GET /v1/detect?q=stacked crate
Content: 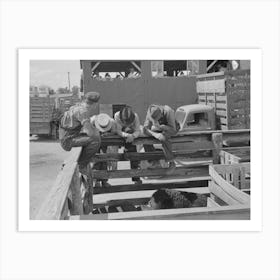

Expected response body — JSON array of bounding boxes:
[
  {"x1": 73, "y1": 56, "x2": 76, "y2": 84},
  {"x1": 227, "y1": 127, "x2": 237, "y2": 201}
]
[
  {"x1": 30, "y1": 97, "x2": 55, "y2": 135},
  {"x1": 59, "y1": 96, "x2": 81, "y2": 113},
  {"x1": 197, "y1": 70, "x2": 250, "y2": 130}
]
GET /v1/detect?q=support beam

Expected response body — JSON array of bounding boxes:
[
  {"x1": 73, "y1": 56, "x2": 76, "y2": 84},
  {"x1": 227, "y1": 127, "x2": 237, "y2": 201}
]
[
  {"x1": 91, "y1": 62, "x2": 101, "y2": 73},
  {"x1": 212, "y1": 132, "x2": 223, "y2": 164},
  {"x1": 94, "y1": 150, "x2": 212, "y2": 162},
  {"x1": 93, "y1": 179, "x2": 209, "y2": 194},
  {"x1": 207, "y1": 60, "x2": 218, "y2": 72},
  {"x1": 131, "y1": 61, "x2": 142, "y2": 72},
  {"x1": 92, "y1": 165, "x2": 209, "y2": 180}
]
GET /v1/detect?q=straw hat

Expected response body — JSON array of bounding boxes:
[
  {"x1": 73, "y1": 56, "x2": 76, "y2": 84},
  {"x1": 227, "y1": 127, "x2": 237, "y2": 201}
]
[{"x1": 94, "y1": 113, "x2": 113, "y2": 132}]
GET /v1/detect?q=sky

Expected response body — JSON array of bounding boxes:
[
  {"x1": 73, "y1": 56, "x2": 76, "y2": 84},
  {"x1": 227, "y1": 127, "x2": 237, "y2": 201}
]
[{"x1": 30, "y1": 60, "x2": 81, "y2": 90}]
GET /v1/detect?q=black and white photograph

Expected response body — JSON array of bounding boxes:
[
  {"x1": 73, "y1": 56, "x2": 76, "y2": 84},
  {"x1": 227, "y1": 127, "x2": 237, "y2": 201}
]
[
  {"x1": 1, "y1": 1, "x2": 280, "y2": 280},
  {"x1": 28, "y1": 57, "x2": 252, "y2": 221}
]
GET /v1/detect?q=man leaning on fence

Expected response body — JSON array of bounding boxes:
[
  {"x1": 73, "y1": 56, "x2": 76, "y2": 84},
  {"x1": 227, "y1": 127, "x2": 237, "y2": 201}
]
[
  {"x1": 143, "y1": 104, "x2": 178, "y2": 173},
  {"x1": 59, "y1": 92, "x2": 101, "y2": 175},
  {"x1": 114, "y1": 105, "x2": 142, "y2": 185}
]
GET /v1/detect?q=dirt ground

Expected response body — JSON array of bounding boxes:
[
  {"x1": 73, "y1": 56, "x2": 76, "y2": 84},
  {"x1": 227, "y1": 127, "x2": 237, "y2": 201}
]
[{"x1": 29, "y1": 136, "x2": 69, "y2": 219}]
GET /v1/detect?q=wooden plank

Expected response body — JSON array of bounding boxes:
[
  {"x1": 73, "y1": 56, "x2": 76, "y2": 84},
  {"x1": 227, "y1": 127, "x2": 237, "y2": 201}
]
[
  {"x1": 100, "y1": 130, "x2": 250, "y2": 147},
  {"x1": 211, "y1": 133, "x2": 223, "y2": 164},
  {"x1": 207, "y1": 197, "x2": 221, "y2": 208},
  {"x1": 220, "y1": 117, "x2": 228, "y2": 125},
  {"x1": 131, "y1": 61, "x2": 142, "y2": 72},
  {"x1": 94, "y1": 150, "x2": 212, "y2": 162},
  {"x1": 69, "y1": 167, "x2": 83, "y2": 215},
  {"x1": 216, "y1": 95, "x2": 227, "y2": 102},
  {"x1": 208, "y1": 181, "x2": 240, "y2": 206},
  {"x1": 93, "y1": 179, "x2": 209, "y2": 194},
  {"x1": 60, "y1": 198, "x2": 69, "y2": 220},
  {"x1": 91, "y1": 61, "x2": 101, "y2": 72},
  {"x1": 92, "y1": 165, "x2": 209, "y2": 180},
  {"x1": 196, "y1": 72, "x2": 225, "y2": 79},
  {"x1": 215, "y1": 109, "x2": 227, "y2": 117},
  {"x1": 75, "y1": 204, "x2": 250, "y2": 220},
  {"x1": 213, "y1": 162, "x2": 250, "y2": 174},
  {"x1": 35, "y1": 147, "x2": 82, "y2": 220},
  {"x1": 216, "y1": 103, "x2": 227, "y2": 109},
  {"x1": 197, "y1": 79, "x2": 225, "y2": 93},
  {"x1": 209, "y1": 165, "x2": 250, "y2": 204},
  {"x1": 206, "y1": 60, "x2": 218, "y2": 72}
]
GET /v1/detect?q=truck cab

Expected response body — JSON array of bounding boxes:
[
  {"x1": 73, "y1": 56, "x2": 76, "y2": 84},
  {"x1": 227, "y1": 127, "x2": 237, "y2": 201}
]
[{"x1": 175, "y1": 104, "x2": 216, "y2": 132}]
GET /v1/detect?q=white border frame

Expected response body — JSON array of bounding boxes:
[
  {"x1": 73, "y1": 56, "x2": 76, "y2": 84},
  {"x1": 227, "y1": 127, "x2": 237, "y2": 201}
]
[{"x1": 19, "y1": 49, "x2": 262, "y2": 232}]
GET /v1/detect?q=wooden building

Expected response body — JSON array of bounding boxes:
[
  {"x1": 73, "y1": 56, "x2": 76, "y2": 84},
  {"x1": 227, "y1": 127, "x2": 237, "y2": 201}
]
[{"x1": 80, "y1": 60, "x2": 207, "y2": 121}]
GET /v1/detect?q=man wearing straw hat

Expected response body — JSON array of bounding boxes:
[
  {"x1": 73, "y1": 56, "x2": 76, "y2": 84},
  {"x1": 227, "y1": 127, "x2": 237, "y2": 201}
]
[{"x1": 90, "y1": 113, "x2": 117, "y2": 188}]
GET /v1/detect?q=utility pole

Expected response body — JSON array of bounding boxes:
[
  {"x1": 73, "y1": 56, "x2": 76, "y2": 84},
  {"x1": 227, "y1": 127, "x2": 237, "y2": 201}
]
[{"x1": 67, "y1": 72, "x2": 71, "y2": 92}]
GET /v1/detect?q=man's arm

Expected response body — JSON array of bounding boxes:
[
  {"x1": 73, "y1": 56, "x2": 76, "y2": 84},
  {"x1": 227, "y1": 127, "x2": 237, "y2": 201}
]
[
  {"x1": 143, "y1": 110, "x2": 154, "y2": 136},
  {"x1": 160, "y1": 107, "x2": 177, "y2": 136},
  {"x1": 131, "y1": 114, "x2": 141, "y2": 138},
  {"x1": 83, "y1": 120, "x2": 100, "y2": 137},
  {"x1": 114, "y1": 112, "x2": 129, "y2": 138}
]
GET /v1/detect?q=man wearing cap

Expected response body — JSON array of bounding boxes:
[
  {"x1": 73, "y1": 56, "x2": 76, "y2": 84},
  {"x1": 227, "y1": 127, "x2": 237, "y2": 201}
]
[
  {"x1": 143, "y1": 104, "x2": 178, "y2": 172},
  {"x1": 114, "y1": 106, "x2": 142, "y2": 184},
  {"x1": 90, "y1": 113, "x2": 117, "y2": 187},
  {"x1": 59, "y1": 92, "x2": 101, "y2": 174}
]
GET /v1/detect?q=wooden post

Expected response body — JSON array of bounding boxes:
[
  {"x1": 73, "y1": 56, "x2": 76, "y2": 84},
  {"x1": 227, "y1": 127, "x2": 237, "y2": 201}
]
[
  {"x1": 212, "y1": 132, "x2": 223, "y2": 164},
  {"x1": 141, "y1": 61, "x2": 152, "y2": 80},
  {"x1": 70, "y1": 167, "x2": 83, "y2": 215}
]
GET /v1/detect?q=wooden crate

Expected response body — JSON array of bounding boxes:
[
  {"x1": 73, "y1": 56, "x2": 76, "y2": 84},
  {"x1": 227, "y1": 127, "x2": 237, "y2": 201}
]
[
  {"x1": 209, "y1": 163, "x2": 250, "y2": 206},
  {"x1": 197, "y1": 70, "x2": 250, "y2": 130},
  {"x1": 220, "y1": 147, "x2": 250, "y2": 164},
  {"x1": 30, "y1": 97, "x2": 55, "y2": 135},
  {"x1": 59, "y1": 96, "x2": 81, "y2": 113}
]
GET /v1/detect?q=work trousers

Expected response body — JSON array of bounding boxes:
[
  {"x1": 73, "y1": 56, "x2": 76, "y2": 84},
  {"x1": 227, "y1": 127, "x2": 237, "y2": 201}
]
[
  {"x1": 125, "y1": 142, "x2": 141, "y2": 182},
  {"x1": 61, "y1": 132, "x2": 101, "y2": 168},
  {"x1": 143, "y1": 139, "x2": 174, "y2": 161},
  {"x1": 94, "y1": 145, "x2": 108, "y2": 184}
]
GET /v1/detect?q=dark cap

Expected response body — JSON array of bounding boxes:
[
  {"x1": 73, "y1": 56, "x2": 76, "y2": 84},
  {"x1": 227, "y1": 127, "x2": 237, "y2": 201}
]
[
  {"x1": 85, "y1": 92, "x2": 100, "y2": 104},
  {"x1": 120, "y1": 106, "x2": 135, "y2": 125}
]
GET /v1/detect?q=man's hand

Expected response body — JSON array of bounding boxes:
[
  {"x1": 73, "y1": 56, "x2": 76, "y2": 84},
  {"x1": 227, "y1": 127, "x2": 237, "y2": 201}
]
[
  {"x1": 151, "y1": 124, "x2": 162, "y2": 132},
  {"x1": 102, "y1": 132, "x2": 114, "y2": 137},
  {"x1": 126, "y1": 134, "x2": 134, "y2": 143},
  {"x1": 154, "y1": 133, "x2": 166, "y2": 142}
]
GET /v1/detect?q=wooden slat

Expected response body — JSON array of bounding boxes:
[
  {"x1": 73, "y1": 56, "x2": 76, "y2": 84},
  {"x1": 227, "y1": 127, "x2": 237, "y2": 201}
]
[
  {"x1": 100, "y1": 129, "x2": 250, "y2": 147},
  {"x1": 215, "y1": 109, "x2": 227, "y2": 117},
  {"x1": 74, "y1": 204, "x2": 250, "y2": 220},
  {"x1": 208, "y1": 181, "x2": 240, "y2": 205},
  {"x1": 94, "y1": 150, "x2": 212, "y2": 162},
  {"x1": 216, "y1": 103, "x2": 227, "y2": 109},
  {"x1": 211, "y1": 133, "x2": 223, "y2": 164},
  {"x1": 197, "y1": 72, "x2": 225, "y2": 79},
  {"x1": 92, "y1": 165, "x2": 209, "y2": 180},
  {"x1": 209, "y1": 165, "x2": 250, "y2": 204},
  {"x1": 93, "y1": 179, "x2": 209, "y2": 194},
  {"x1": 207, "y1": 197, "x2": 221, "y2": 208},
  {"x1": 69, "y1": 167, "x2": 83, "y2": 215}
]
